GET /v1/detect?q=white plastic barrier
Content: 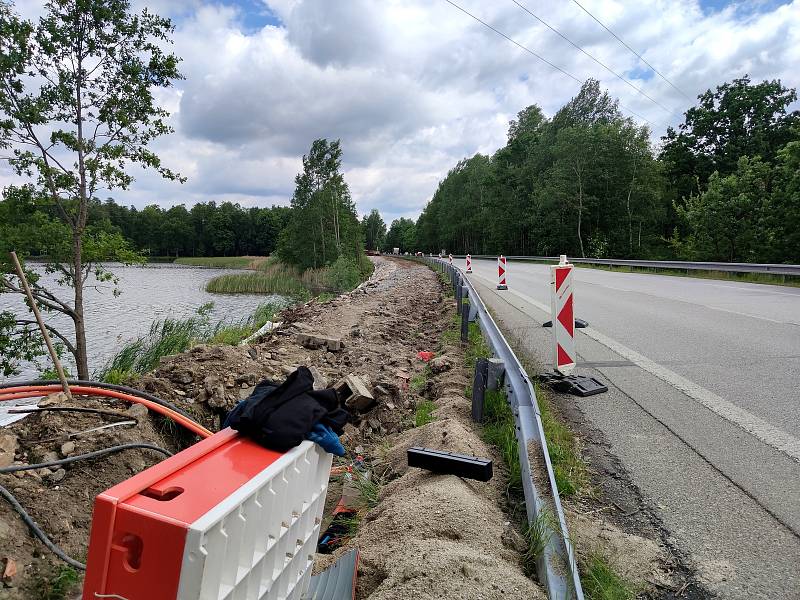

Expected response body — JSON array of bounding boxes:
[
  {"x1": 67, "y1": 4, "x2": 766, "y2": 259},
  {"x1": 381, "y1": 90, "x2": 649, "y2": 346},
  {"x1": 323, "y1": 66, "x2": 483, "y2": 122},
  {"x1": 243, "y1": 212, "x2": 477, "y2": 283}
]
[{"x1": 178, "y1": 441, "x2": 332, "y2": 599}]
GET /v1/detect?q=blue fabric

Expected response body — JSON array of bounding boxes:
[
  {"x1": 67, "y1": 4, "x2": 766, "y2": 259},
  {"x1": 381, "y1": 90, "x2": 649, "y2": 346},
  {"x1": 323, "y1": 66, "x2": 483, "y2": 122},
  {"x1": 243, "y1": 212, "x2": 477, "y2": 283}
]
[{"x1": 307, "y1": 423, "x2": 346, "y2": 456}]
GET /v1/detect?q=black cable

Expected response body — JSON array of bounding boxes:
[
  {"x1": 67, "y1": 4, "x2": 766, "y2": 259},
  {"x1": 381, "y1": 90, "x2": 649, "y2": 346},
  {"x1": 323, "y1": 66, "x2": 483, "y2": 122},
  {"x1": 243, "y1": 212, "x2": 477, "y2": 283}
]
[
  {"x1": 443, "y1": 0, "x2": 583, "y2": 84},
  {"x1": 570, "y1": 0, "x2": 693, "y2": 101},
  {"x1": 0, "y1": 379, "x2": 195, "y2": 420},
  {"x1": 0, "y1": 443, "x2": 173, "y2": 569},
  {"x1": 9, "y1": 406, "x2": 134, "y2": 420},
  {"x1": 0, "y1": 484, "x2": 86, "y2": 569},
  {"x1": 443, "y1": 0, "x2": 665, "y2": 130},
  {"x1": 511, "y1": 0, "x2": 680, "y2": 117},
  {"x1": 0, "y1": 443, "x2": 173, "y2": 473}
]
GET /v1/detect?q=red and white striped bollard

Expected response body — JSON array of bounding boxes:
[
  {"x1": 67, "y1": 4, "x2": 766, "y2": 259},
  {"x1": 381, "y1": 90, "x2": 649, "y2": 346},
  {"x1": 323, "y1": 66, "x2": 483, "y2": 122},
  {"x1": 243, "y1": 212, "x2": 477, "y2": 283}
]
[
  {"x1": 449, "y1": 254, "x2": 453, "y2": 266},
  {"x1": 466, "y1": 254, "x2": 472, "y2": 273},
  {"x1": 550, "y1": 254, "x2": 575, "y2": 375},
  {"x1": 497, "y1": 255, "x2": 508, "y2": 290}
]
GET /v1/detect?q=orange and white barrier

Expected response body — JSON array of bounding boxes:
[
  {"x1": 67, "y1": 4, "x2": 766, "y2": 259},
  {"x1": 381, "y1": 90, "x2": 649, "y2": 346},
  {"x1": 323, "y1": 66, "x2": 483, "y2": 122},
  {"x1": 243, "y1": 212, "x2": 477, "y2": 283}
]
[
  {"x1": 466, "y1": 254, "x2": 472, "y2": 273},
  {"x1": 550, "y1": 255, "x2": 575, "y2": 375},
  {"x1": 83, "y1": 429, "x2": 331, "y2": 600},
  {"x1": 497, "y1": 255, "x2": 508, "y2": 290}
]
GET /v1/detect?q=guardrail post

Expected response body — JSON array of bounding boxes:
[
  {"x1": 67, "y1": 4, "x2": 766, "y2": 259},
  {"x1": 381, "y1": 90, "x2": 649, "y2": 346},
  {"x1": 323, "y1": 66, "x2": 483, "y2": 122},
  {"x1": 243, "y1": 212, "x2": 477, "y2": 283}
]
[
  {"x1": 460, "y1": 296, "x2": 470, "y2": 343},
  {"x1": 456, "y1": 279, "x2": 463, "y2": 315},
  {"x1": 487, "y1": 358, "x2": 505, "y2": 391},
  {"x1": 471, "y1": 358, "x2": 489, "y2": 422}
]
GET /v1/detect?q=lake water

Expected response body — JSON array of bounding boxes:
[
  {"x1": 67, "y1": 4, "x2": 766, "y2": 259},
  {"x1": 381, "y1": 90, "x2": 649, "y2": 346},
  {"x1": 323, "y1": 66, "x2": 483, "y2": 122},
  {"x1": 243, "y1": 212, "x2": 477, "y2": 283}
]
[{"x1": 0, "y1": 263, "x2": 285, "y2": 382}]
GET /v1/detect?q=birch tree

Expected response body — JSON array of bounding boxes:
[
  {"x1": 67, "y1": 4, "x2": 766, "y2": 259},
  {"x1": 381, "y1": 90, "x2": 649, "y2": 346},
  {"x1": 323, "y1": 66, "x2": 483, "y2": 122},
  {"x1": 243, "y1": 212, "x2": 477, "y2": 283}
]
[{"x1": 0, "y1": 0, "x2": 183, "y2": 378}]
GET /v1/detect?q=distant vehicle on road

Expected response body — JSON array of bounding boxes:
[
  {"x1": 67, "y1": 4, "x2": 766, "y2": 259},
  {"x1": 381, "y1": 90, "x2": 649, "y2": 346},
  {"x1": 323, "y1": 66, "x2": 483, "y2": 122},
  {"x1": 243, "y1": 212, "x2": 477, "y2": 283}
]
[{"x1": 392, "y1": 247, "x2": 400, "y2": 254}]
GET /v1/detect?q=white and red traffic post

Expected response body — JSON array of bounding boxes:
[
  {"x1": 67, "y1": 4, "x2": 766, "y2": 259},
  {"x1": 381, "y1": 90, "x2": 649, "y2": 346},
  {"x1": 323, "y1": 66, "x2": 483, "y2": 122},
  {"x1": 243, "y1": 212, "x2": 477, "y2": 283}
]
[
  {"x1": 550, "y1": 255, "x2": 575, "y2": 375},
  {"x1": 497, "y1": 255, "x2": 508, "y2": 290},
  {"x1": 466, "y1": 254, "x2": 473, "y2": 273},
  {"x1": 449, "y1": 253, "x2": 453, "y2": 265}
]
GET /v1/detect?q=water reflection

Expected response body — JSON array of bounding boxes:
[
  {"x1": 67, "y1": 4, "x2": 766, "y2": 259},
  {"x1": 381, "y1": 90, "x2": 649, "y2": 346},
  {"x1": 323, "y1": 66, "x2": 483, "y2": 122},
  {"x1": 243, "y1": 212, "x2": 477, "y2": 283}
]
[{"x1": 0, "y1": 263, "x2": 286, "y2": 381}]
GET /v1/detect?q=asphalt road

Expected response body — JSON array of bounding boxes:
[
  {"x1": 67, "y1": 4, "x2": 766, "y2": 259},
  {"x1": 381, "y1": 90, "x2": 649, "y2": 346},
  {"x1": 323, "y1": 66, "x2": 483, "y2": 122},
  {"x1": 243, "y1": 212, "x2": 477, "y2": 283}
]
[{"x1": 464, "y1": 258, "x2": 800, "y2": 599}]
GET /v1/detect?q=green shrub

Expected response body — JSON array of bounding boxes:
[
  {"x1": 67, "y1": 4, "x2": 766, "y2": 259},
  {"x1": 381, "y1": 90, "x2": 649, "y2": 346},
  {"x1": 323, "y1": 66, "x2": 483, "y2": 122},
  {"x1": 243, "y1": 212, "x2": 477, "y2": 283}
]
[{"x1": 326, "y1": 256, "x2": 362, "y2": 291}]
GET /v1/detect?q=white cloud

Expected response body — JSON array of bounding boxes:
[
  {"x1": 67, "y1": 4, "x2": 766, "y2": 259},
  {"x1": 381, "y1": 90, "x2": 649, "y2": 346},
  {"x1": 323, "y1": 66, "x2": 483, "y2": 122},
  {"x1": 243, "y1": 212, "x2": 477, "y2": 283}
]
[{"x1": 4, "y1": 0, "x2": 799, "y2": 223}]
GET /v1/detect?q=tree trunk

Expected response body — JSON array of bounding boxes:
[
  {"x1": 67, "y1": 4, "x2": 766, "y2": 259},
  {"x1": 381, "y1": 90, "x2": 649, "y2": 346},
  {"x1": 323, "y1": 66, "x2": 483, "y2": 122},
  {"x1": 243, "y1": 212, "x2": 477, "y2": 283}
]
[
  {"x1": 626, "y1": 156, "x2": 638, "y2": 255},
  {"x1": 577, "y1": 177, "x2": 585, "y2": 258},
  {"x1": 71, "y1": 233, "x2": 89, "y2": 379},
  {"x1": 72, "y1": 27, "x2": 90, "y2": 380}
]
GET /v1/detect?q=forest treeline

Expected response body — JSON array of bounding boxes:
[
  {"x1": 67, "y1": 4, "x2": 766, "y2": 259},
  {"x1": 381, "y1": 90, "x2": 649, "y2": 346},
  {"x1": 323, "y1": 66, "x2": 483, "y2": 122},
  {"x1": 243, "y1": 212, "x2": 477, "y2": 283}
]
[
  {"x1": 5, "y1": 77, "x2": 797, "y2": 266},
  {"x1": 413, "y1": 76, "x2": 800, "y2": 263}
]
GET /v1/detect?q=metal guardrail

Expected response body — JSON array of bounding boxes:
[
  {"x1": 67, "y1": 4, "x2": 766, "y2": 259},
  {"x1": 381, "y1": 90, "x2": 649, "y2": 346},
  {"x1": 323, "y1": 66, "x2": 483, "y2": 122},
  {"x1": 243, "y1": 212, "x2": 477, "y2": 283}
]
[
  {"x1": 422, "y1": 256, "x2": 583, "y2": 600},
  {"x1": 449, "y1": 255, "x2": 800, "y2": 276}
]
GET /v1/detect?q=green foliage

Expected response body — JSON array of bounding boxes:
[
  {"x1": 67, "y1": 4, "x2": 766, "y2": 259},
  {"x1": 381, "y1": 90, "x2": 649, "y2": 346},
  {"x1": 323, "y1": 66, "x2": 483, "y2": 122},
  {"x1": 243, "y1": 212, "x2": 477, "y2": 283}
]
[
  {"x1": 276, "y1": 139, "x2": 364, "y2": 270},
  {"x1": 115, "y1": 202, "x2": 292, "y2": 258},
  {"x1": 582, "y1": 554, "x2": 636, "y2": 600},
  {"x1": 0, "y1": 0, "x2": 183, "y2": 378},
  {"x1": 362, "y1": 208, "x2": 387, "y2": 251},
  {"x1": 351, "y1": 471, "x2": 381, "y2": 509},
  {"x1": 410, "y1": 372, "x2": 427, "y2": 393},
  {"x1": 385, "y1": 217, "x2": 417, "y2": 253},
  {"x1": 97, "y1": 301, "x2": 283, "y2": 380},
  {"x1": 522, "y1": 510, "x2": 556, "y2": 576},
  {"x1": 417, "y1": 77, "x2": 800, "y2": 264},
  {"x1": 326, "y1": 256, "x2": 362, "y2": 291},
  {"x1": 414, "y1": 399, "x2": 436, "y2": 427},
  {"x1": 37, "y1": 565, "x2": 80, "y2": 600},
  {"x1": 206, "y1": 271, "x2": 309, "y2": 297},
  {"x1": 206, "y1": 256, "x2": 371, "y2": 297},
  {"x1": 464, "y1": 320, "x2": 490, "y2": 370},
  {"x1": 672, "y1": 156, "x2": 771, "y2": 262},
  {"x1": 482, "y1": 388, "x2": 522, "y2": 496},
  {"x1": 0, "y1": 309, "x2": 46, "y2": 377},
  {"x1": 536, "y1": 386, "x2": 589, "y2": 497},
  {"x1": 661, "y1": 75, "x2": 799, "y2": 202},
  {"x1": 416, "y1": 80, "x2": 663, "y2": 259}
]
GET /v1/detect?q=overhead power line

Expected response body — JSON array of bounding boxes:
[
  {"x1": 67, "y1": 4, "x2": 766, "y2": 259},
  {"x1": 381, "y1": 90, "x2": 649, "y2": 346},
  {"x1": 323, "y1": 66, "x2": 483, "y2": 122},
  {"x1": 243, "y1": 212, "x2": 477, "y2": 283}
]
[
  {"x1": 443, "y1": 0, "x2": 582, "y2": 85},
  {"x1": 443, "y1": 0, "x2": 666, "y2": 130},
  {"x1": 570, "y1": 0, "x2": 693, "y2": 101},
  {"x1": 511, "y1": 0, "x2": 680, "y2": 118}
]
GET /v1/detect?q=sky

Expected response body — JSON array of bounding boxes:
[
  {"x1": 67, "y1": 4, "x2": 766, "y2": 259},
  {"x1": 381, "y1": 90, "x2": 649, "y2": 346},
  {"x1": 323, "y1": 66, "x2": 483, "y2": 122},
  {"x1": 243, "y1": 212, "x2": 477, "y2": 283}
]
[{"x1": 3, "y1": 0, "x2": 799, "y2": 223}]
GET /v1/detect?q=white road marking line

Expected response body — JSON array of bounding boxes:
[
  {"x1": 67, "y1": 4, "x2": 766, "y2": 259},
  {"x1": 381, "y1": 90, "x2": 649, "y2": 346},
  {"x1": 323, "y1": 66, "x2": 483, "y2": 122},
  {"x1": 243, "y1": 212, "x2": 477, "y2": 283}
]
[
  {"x1": 470, "y1": 272, "x2": 800, "y2": 464},
  {"x1": 708, "y1": 284, "x2": 800, "y2": 296}
]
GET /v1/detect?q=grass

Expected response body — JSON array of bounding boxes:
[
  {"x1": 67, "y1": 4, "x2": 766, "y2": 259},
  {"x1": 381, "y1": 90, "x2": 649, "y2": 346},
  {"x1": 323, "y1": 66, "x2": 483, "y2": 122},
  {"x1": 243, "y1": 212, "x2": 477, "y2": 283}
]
[
  {"x1": 206, "y1": 268, "x2": 310, "y2": 298},
  {"x1": 521, "y1": 510, "x2": 557, "y2": 576},
  {"x1": 536, "y1": 385, "x2": 590, "y2": 498},
  {"x1": 582, "y1": 554, "x2": 636, "y2": 600},
  {"x1": 414, "y1": 399, "x2": 437, "y2": 426},
  {"x1": 97, "y1": 300, "x2": 284, "y2": 382},
  {"x1": 351, "y1": 470, "x2": 381, "y2": 510},
  {"x1": 482, "y1": 388, "x2": 522, "y2": 496},
  {"x1": 464, "y1": 319, "x2": 490, "y2": 370},
  {"x1": 206, "y1": 256, "x2": 374, "y2": 298},
  {"x1": 174, "y1": 256, "x2": 269, "y2": 269},
  {"x1": 335, "y1": 470, "x2": 382, "y2": 537},
  {"x1": 440, "y1": 313, "x2": 461, "y2": 347},
  {"x1": 37, "y1": 565, "x2": 80, "y2": 600}
]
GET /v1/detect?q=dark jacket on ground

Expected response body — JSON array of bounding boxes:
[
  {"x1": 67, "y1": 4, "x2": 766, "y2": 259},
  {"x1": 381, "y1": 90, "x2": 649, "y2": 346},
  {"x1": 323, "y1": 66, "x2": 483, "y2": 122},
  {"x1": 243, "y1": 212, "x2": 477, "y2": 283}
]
[{"x1": 226, "y1": 366, "x2": 349, "y2": 452}]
